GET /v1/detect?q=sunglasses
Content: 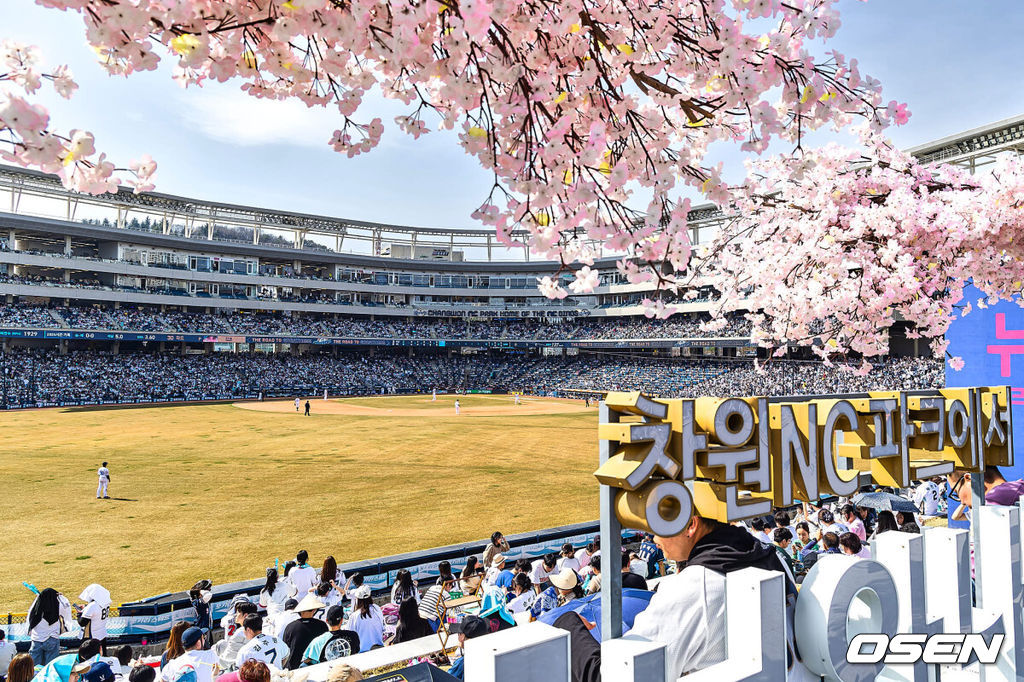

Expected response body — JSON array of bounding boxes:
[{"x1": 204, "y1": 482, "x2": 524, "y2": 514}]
[{"x1": 948, "y1": 474, "x2": 968, "y2": 501}]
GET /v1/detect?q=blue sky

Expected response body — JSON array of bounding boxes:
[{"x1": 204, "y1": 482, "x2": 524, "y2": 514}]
[{"x1": 1, "y1": 0, "x2": 1023, "y2": 229}]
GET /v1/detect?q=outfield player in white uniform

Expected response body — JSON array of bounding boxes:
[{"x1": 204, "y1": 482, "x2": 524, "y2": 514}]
[
  {"x1": 454, "y1": 399, "x2": 460, "y2": 415},
  {"x1": 514, "y1": 393, "x2": 521, "y2": 406},
  {"x1": 294, "y1": 397, "x2": 301, "y2": 412},
  {"x1": 96, "y1": 462, "x2": 110, "y2": 499},
  {"x1": 432, "y1": 389, "x2": 437, "y2": 402},
  {"x1": 235, "y1": 614, "x2": 288, "y2": 670}
]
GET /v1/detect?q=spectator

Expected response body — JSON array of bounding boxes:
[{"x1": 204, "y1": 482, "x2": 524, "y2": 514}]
[
  {"x1": 772, "y1": 528, "x2": 798, "y2": 579},
  {"x1": 583, "y1": 556, "x2": 602, "y2": 596},
  {"x1": 896, "y1": 511, "x2": 920, "y2": 534},
  {"x1": 273, "y1": 600, "x2": 300, "y2": 640},
  {"x1": 773, "y1": 511, "x2": 795, "y2": 538},
  {"x1": 313, "y1": 583, "x2": 341, "y2": 613},
  {"x1": 28, "y1": 588, "x2": 73, "y2": 665},
  {"x1": 390, "y1": 598, "x2": 433, "y2": 645},
  {"x1": 281, "y1": 595, "x2": 328, "y2": 670},
  {"x1": 506, "y1": 574, "x2": 537, "y2": 614},
  {"x1": 78, "y1": 585, "x2": 112, "y2": 654},
  {"x1": 628, "y1": 552, "x2": 648, "y2": 579},
  {"x1": 234, "y1": 615, "x2": 288, "y2": 670},
  {"x1": 320, "y1": 556, "x2": 345, "y2": 590},
  {"x1": 553, "y1": 511, "x2": 804, "y2": 680},
  {"x1": 841, "y1": 505, "x2": 866, "y2": 541},
  {"x1": 7, "y1": 654, "x2": 34, "y2": 682},
  {"x1": 389, "y1": 570, "x2": 419, "y2": 606},
  {"x1": 160, "y1": 622, "x2": 189, "y2": 669},
  {"x1": 342, "y1": 573, "x2": 364, "y2": 610},
  {"x1": 344, "y1": 586, "x2": 384, "y2": 653},
  {"x1": 0, "y1": 631, "x2": 16, "y2": 681},
  {"x1": 636, "y1": 534, "x2": 665, "y2": 578},
  {"x1": 793, "y1": 522, "x2": 819, "y2": 559},
  {"x1": 817, "y1": 509, "x2": 848, "y2": 536},
  {"x1": 159, "y1": 628, "x2": 218, "y2": 682},
  {"x1": 446, "y1": 616, "x2": 489, "y2": 681},
  {"x1": 258, "y1": 569, "x2": 295, "y2": 620},
  {"x1": 128, "y1": 667, "x2": 155, "y2": 682},
  {"x1": 109, "y1": 646, "x2": 133, "y2": 680},
  {"x1": 556, "y1": 544, "x2": 581, "y2": 574},
  {"x1": 870, "y1": 511, "x2": 899, "y2": 541},
  {"x1": 749, "y1": 518, "x2": 772, "y2": 545},
  {"x1": 821, "y1": 532, "x2": 841, "y2": 554},
  {"x1": 220, "y1": 596, "x2": 254, "y2": 642},
  {"x1": 550, "y1": 569, "x2": 585, "y2": 607},
  {"x1": 913, "y1": 478, "x2": 943, "y2": 516},
  {"x1": 217, "y1": 660, "x2": 270, "y2": 682},
  {"x1": 621, "y1": 551, "x2": 648, "y2": 590},
  {"x1": 289, "y1": 552, "x2": 317, "y2": 597},
  {"x1": 417, "y1": 562, "x2": 454, "y2": 630},
  {"x1": 188, "y1": 581, "x2": 213, "y2": 632},
  {"x1": 482, "y1": 532, "x2": 510, "y2": 571},
  {"x1": 217, "y1": 602, "x2": 257, "y2": 670},
  {"x1": 529, "y1": 554, "x2": 559, "y2": 593},
  {"x1": 301, "y1": 605, "x2": 360, "y2": 664},
  {"x1": 839, "y1": 532, "x2": 870, "y2": 559}
]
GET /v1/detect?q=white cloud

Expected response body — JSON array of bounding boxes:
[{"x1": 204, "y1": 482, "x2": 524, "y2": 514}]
[{"x1": 175, "y1": 86, "x2": 342, "y2": 149}]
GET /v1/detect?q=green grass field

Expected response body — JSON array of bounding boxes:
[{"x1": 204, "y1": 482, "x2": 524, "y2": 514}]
[{"x1": 0, "y1": 395, "x2": 599, "y2": 610}]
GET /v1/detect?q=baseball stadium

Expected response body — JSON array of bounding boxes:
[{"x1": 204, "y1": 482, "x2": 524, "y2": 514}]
[{"x1": 2, "y1": 112, "x2": 1024, "y2": 680}]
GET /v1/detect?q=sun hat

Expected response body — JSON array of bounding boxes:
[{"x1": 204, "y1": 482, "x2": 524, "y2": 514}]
[
  {"x1": 490, "y1": 554, "x2": 506, "y2": 567},
  {"x1": 351, "y1": 585, "x2": 372, "y2": 600},
  {"x1": 327, "y1": 663, "x2": 363, "y2": 682},
  {"x1": 549, "y1": 568, "x2": 579, "y2": 591},
  {"x1": 292, "y1": 594, "x2": 327, "y2": 613}
]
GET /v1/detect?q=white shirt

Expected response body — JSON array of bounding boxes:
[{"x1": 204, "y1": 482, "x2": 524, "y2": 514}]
[
  {"x1": 627, "y1": 566, "x2": 813, "y2": 681},
  {"x1": 98, "y1": 467, "x2": 110, "y2": 480},
  {"x1": 81, "y1": 601, "x2": 109, "y2": 639},
  {"x1": 29, "y1": 593, "x2": 73, "y2": 642},
  {"x1": 530, "y1": 559, "x2": 556, "y2": 585},
  {"x1": 629, "y1": 558, "x2": 649, "y2": 578},
  {"x1": 0, "y1": 639, "x2": 17, "y2": 673},
  {"x1": 235, "y1": 633, "x2": 289, "y2": 670},
  {"x1": 556, "y1": 557, "x2": 582, "y2": 574},
  {"x1": 289, "y1": 565, "x2": 317, "y2": 596},
  {"x1": 914, "y1": 481, "x2": 941, "y2": 516},
  {"x1": 345, "y1": 605, "x2": 384, "y2": 652},
  {"x1": 259, "y1": 582, "x2": 297, "y2": 617},
  {"x1": 506, "y1": 591, "x2": 536, "y2": 614},
  {"x1": 160, "y1": 649, "x2": 219, "y2": 682},
  {"x1": 273, "y1": 612, "x2": 299, "y2": 639}
]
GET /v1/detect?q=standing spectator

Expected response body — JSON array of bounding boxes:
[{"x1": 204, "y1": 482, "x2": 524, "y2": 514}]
[
  {"x1": 390, "y1": 599, "x2": 433, "y2": 645},
  {"x1": 482, "y1": 532, "x2": 510, "y2": 570},
  {"x1": 301, "y1": 606, "x2": 360, "y2": 664},
  {"x1": 289, "y1": 552, "x2": 317, "y2": 597},
  {"x1": 344, "y1": 587, "x2": 384, "y2": 653},
  {"x1": 258, "y1": 569, "x2": 295, "y2": 621},
  {"x1": 188, "y1": 581, "x2": 213, "y2": 631},
  {"x1": 160, "y1": 622, "x2": 188, "y2": 669},
  {"x1": 390, "y1": 570, "x2": 418, "y2": 605},
  {"x1": 281, "y1": 596, "x2": 327, "y2": 670},
  {"x1": 159, "y1": 628, "x2": 218, "y2": 682},
  {"x1": 841, "y1": 505, "x2": 866, "y2": 541},
  {"x1": 6, "y1": 654, "x2": 34, "y2": 682},
  {"x1": 234, "y1": 615, "x2": 288, "y2": 670},
  {"x1": 446, "y1": 616, "x2": 489, "y2": 681},
  {"x1": 78, "y1": 585, "x2": 111, "y2": 654},
  {"x1": 28, "y1": 588, "x2": 73, "y2": 665},
  {"x1": 0, "y1": 631, "x2": 16, "y2": 679}
]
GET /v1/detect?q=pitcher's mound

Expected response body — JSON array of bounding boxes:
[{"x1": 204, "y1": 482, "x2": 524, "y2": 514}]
[{"x1": 233, "y1": 394, "x2": 594, "y2": 418}]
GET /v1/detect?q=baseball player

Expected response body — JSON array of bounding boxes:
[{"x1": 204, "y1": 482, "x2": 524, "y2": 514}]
[
  {"x1": 294, "y1": 397, "x2": 301, "y2": 412},
  {"x1": 96, "y1": 462, "x2": 110, "y2": 499},
  {"x1": 454, "y1": 399, "x2": 460, "y2": 416}
]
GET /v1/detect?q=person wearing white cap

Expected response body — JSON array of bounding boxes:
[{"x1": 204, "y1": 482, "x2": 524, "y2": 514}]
[
  {"x1": 280, "y1": 595, "x2": 327, "y2": 670},
  {"x1": 77, "y1": 585, "x2": 111, "y2": 654},
  {"x1": 343, "y1": 586, "x2": 384, "y2": 653}
]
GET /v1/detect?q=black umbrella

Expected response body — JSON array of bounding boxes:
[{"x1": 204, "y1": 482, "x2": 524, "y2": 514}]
[
  {"x1": 852, "y1": 491, "x2": 918, "y2": 514},
  {"x1": 363, "y1": 662, "x2": 460, "y2": 682}
]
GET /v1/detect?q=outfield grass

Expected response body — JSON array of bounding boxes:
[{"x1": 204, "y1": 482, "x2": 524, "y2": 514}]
[{"x1": 0, "y1": 397, "x2": 598, "y2": 609}]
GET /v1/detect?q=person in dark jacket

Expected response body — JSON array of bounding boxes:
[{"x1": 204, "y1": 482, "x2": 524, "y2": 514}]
[{"x1": 280, "y1": 596, "x2": 327, "y2": 670}]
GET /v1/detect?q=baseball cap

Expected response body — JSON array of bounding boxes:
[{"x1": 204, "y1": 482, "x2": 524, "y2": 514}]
[
  {"x1": 450, "y1": 615, "x2": 488, "y2": 639},
  {"x1": 326, "y1": 605, "x2": 345, "y2": 623},
  {"x1": 181, "y1": 626, "x2": 208, "y2": 648},
  {"x1": 82, "y1": 662, "x2": 116, "y2": 682},
  {"x1": 350, "y1": 585, "x2": 371, "y2": 600}
]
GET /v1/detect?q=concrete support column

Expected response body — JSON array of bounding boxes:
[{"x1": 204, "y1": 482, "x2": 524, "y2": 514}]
[{"x1": 64, "y1": 236, "x2": 72, "y2": 256}]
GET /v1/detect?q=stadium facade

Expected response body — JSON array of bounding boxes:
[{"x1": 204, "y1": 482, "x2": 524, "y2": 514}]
[{"x1": 0, "y1": 115, "x2": 1021, "y2": 407}]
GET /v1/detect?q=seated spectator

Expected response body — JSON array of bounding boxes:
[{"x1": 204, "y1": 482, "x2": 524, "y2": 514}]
[
  {"x1": 6, "y1": 653, "x2": 33, "y2": 682},
  {"x1": 556, "y1": 544, "x2": 581, "y2": 574},
  {"x1": 259, "y1": 569, "x2": 296, "y2": 620},
  {"x1": 320, "y1": 556, "x2": 345, "y2": 590},
  {"x1": 235, "y1": 615, "x2": 288, "y2": 670},
  {"x1": 281, "y1": 595, "x2": 328, "y2": 670},
  {"x1": 417, "y1": 562, "x2": 454, "y2": 630},
  {"x1": 0, "y1": 630, "x2": 16, "y2": 681},
  {"x1": 390, "y1": 598, "x2": 433, "y2": 645},
  {"x1": 273, "y1": 599, "x2": 299, "y2": 640},
  {"x1": 839, "y1": 532, "x2": 871, "y2": 559},
  {"x1": 506, "y1": 574, "x2": 537, "y2": 615},
  {"x1": 313, "y1": 582, "x2": 341, "y2": 613},
  {"x1": 391, "y1": 569, "x2": 419, "y2": 605},
  {"x1": 301, "y1": 606, "x2": 360, "y2": 664},
  {"x1": 160, "y1": 628, "x2": 218, "y2": 682},
  {"x1": 869, "y1": 510, "x2": 899, "y2": 541},
  {"x1": 628, "y1": 552, "x2": 648, "y2": 579},
  {"x1": 772, "y1": 528, "x2": 798, "y2": 579},
  {"x1": 841, "y1": 505, "x2": 866, "y2": 541},
  {"x1": 446, "y1": 616, "x2": 489, "y2": 681},
  {"x1": 621, "y1": 551, "x2": 648, "y2": 590},
  {"x1": 344, "y1": 586, "x2": 384, "y2": 653},
  {"x1": 550, "y1": 569, "x2": 585, "y2": 607},
  {"x1": 128, "y1": 667, "x2": 155, "y2": 682},
  {"x1": 896, "y1": 511, "x2": 920, "y2": 534},
  {"x1": 793, "y1": 522, "x2": 819, "y2": 558},
  {"x1": 217, "y1": 601, "x2": 258, "y2": 670},
  {"x1": 553, "y1": 512, "x2": 806, "y2": 680},
  {"x1": 748, "y1": 517, "x2": 772, "y2": 545},
  {"x1": 529, "y1": 554, "x2": 559, "y2": 593},
  {"x1": 160, "y1": 622, "x2": 189, "y2": 669},
  {"x1": 821, "y1": 532, "x2": 841, "y2": 554},
  {"x1": 215, "y1": 660, "x2": 270, "y2": 682},
  {"x1": 37, "y1": 638, "x2": 103, "y2": 682},
  {"x1": 583, "y1": 556, "x2": 602, "y2": 595}
]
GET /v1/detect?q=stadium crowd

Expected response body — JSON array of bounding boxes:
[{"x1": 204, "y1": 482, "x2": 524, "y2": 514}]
[
  {"x1": 0, "y1": 302, "x2": 751, "y2": 340},
  {"x1": 0, "y1": 350, "x2": 944, "y2": 406},
  {"x1": 11, "y1": 464, "x2": 1024, "y2": 682}
]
